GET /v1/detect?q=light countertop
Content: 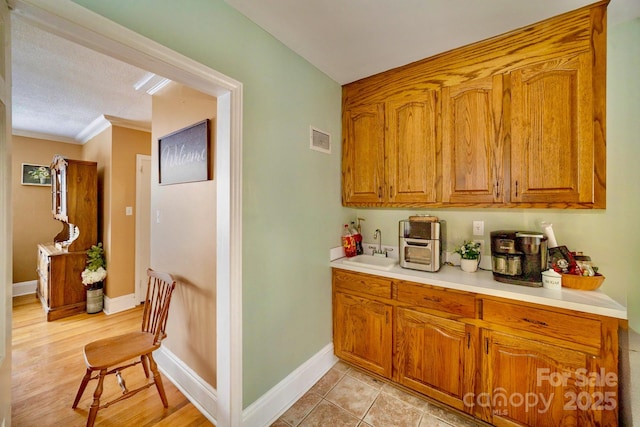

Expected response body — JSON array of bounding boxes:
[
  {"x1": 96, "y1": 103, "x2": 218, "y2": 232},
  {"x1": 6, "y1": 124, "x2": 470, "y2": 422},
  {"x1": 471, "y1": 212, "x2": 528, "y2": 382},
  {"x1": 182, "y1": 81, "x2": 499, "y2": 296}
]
[{"x1": 330, "y1": 257, "x2": 627, "y2": 320}]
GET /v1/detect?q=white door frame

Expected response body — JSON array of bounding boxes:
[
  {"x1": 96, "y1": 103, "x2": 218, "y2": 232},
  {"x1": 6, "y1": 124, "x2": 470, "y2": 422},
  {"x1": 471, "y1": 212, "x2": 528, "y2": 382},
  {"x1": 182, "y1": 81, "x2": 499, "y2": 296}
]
[
  {"x1": 9, "y1": 1, "x2": 243, "y2": 426},
  {"x1": 134, "y1": 154, "x2": 151, "y2": 304},
  {"x1": 0, "y1": 0, "x2": 12, "y2": 423}
]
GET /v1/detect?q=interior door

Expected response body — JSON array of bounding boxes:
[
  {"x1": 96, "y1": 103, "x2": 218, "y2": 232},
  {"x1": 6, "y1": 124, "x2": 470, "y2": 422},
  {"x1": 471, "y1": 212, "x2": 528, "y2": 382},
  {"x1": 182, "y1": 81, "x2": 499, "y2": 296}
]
[{"x1": 0, "y1": 0, "x2": 12, "y2": 423}]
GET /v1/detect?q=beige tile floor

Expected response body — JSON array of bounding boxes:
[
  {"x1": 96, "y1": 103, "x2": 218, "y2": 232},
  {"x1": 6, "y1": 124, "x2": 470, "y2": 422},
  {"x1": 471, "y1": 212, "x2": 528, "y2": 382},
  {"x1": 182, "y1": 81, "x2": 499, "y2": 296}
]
[{"x1": 271, "y1": 361, "x2": 487, "y2": 427}]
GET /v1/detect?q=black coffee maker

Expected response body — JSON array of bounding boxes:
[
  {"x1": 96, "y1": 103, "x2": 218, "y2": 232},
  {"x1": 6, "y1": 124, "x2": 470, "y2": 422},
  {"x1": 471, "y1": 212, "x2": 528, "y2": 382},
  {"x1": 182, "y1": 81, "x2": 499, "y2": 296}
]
[{"x1": 490, "y1": 230, "x2": 547, "y2": 287}]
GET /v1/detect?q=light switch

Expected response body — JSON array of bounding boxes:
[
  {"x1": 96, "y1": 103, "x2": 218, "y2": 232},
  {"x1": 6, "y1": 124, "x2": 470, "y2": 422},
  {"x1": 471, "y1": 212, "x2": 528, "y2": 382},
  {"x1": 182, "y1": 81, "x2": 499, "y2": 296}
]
[
  {"x1": 125, "y1": 206, "x2": 133, "y2": 216},
  {"x1": 473, "y1": 220, "x2": 484, "y2": 236},
  {"x1": 156, "y1": 210, "x2": 161, "y2": 223}
]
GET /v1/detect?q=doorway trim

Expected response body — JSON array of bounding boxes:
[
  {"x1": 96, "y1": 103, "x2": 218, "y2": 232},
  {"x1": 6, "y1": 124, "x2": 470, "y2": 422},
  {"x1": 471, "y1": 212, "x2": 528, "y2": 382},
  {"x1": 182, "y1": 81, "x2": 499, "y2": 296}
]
[
  {"x1": 134, "y1": 154, "x2": 151, "y2": 304},
  {"x1": 9, "y1": 1, "x2": 243, "y2": 426}
]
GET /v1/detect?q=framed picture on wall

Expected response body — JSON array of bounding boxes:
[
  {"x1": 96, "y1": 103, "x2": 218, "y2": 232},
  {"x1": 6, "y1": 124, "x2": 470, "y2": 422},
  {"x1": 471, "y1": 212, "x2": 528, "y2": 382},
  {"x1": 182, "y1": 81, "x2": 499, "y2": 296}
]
[
  {"x1": 21, "y1": 163, "x2": 52, "y2": 186},
  {"x1": 158, "y1": 119, "x2": 211, "y2": 185}
]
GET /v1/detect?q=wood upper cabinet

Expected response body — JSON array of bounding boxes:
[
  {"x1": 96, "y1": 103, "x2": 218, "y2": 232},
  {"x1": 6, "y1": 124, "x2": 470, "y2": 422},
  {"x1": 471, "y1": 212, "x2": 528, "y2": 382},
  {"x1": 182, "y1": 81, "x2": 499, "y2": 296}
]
[
  {"x1": 481, "y1": 330, "x2": 600, "y2": 426},
  {"x1": 342, "y1": 103, "x2": 385, "y2": 204},
  {"x1": 442, "y1": 75, "x2": 505, "y2": 204},
  {"x1": 395, "y1": 308, "x2": 476, "y2": 412},
  {"x1": 333, "y1": 291, "x2": 393, "y2": 378},
  {"x1": 341, "y1": 1, "x2": 607, "y2": 208},
  {"x1": 510, "y1": 53, "x2": 596, "y2": 205},
  {"x1": 50, "y1": 156, "x2": 98, "y2": 251},
  {"x1": 386, "y1": 93, "x2": 439, "y2": 204},
  {"x1": 342, "y1": 92, "x2": 439, "y2": 206}
]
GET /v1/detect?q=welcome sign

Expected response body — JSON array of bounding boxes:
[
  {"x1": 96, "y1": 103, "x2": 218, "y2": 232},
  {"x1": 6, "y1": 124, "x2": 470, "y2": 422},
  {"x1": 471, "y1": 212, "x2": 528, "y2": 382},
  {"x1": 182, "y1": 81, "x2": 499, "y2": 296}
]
[{"x1": 158, "y1": 119, "x2": 210, "y2": 185}]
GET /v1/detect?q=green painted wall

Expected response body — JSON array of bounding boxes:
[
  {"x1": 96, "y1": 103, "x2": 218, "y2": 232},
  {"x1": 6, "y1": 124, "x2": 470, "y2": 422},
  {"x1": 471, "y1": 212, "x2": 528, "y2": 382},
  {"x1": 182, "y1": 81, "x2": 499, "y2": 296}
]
[
  {"x1": 72, "y1": 0, "x2": 348, "y2": 407},
  {"x1": 72, "y1": 0, "x2": 640, "y2": 408},
  {"x1": 608, "y1": 17, "x2": 640, "y2": 331}
]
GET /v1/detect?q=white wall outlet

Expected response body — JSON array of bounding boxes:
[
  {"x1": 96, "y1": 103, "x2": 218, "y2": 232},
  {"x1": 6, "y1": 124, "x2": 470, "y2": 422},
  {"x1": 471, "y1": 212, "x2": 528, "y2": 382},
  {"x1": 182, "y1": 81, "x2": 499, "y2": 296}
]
[
  {"x1": 125, "y1": 206, "x2": 133, "y2": 216},
  {"x1": 473, "y1": 239, "x2": 485, "y2": 254},
  {"x1": 472, "y1": 220, "x2": 484, "y2": 236}
]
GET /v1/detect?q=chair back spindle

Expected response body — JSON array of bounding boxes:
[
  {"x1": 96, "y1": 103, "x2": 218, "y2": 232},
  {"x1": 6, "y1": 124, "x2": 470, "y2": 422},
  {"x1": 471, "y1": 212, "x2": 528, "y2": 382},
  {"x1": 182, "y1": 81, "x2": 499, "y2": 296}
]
[{"x1": 141, "y1": 269, "x2": 176, "y2": 345}]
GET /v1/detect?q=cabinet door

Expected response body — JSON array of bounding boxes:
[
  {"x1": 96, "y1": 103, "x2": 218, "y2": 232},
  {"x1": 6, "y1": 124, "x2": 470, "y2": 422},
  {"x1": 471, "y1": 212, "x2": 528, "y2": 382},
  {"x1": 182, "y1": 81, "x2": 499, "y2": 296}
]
[
  {"x1": 442, "y1": 75, "x2": 505, "y2": 204},
  {"x1": 395, "y1": 307, "x2": 475, "y2": 411},
  {"x1": 510, "y1": 54, "x2": 594, "y2": 205},
  {"x1": 482, "y1": 330, "x2": 603, "y2": 427},
  {"x1": 342, "y1": 103, "x2": 385, "y2": 204},
  {"x1": 386, "y1": 92, "x2": 439, "y2": 204},
  {"x1": 333, "y1": 292, "x2": 392, "y2": 378}
]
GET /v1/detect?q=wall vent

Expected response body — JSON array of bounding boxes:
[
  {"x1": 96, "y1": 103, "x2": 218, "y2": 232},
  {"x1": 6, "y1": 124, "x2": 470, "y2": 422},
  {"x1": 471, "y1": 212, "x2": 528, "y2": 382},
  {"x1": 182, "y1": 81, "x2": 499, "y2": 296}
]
[{"x1": 310, "y1": 126, "x2": 331, "y2": 154}]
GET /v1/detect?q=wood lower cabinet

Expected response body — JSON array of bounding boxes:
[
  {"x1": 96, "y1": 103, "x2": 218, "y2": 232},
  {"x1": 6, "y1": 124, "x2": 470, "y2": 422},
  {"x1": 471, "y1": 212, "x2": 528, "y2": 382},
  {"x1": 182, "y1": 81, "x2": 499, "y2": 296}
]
[
  {"x1": 395, "y1": 307, "x2": 476, "y2": 412},
  {"x1": 333, "y1": 292, "x2": 393, "y2": 378},
  {"x1": 332, "y1": 269, "x2": 393, "y2": 377},
  {"x1": 331, "y1": 268, "x2": 620, "y2": 426},
  {"x1": 481, "y1": 330, "x2": 600, "y2": 426},
  {"x1": 37, "y1": 244, "x2": 87, "y2": 321}
]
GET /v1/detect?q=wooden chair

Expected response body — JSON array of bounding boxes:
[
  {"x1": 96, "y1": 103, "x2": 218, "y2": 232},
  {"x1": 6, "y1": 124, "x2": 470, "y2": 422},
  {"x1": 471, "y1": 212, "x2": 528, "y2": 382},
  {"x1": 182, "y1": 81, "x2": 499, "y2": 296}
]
[{"x1": 72, "y1": 268, "x2": 177, "y2": 427}]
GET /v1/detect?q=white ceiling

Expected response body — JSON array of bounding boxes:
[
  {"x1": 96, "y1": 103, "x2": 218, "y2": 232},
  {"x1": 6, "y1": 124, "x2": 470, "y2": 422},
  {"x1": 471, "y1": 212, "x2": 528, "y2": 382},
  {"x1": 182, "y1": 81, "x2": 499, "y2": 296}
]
[
  {"x1": 224, "y1": 0, "x2": 640, "y2": 84},
  {"x1": 11, "y1": 1, "x2": 640, "y2": 143},
  {"x1": 11, "y1": 15, "x2": 158, "y2": 144}
]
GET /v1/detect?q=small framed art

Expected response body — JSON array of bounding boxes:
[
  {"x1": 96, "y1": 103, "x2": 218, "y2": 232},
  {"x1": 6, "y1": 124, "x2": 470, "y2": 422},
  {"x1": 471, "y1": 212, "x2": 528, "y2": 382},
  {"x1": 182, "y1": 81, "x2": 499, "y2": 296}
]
[{"x1": 21, "y1": 164, "x2": 52, "y2": 186}]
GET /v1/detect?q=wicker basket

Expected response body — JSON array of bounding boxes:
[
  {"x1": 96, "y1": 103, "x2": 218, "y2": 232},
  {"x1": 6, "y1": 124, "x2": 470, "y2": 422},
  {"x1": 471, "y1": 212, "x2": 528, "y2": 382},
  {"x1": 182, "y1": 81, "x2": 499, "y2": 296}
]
[{"x1": 561, "y1": 273, "x2": 605, "y2": 290}]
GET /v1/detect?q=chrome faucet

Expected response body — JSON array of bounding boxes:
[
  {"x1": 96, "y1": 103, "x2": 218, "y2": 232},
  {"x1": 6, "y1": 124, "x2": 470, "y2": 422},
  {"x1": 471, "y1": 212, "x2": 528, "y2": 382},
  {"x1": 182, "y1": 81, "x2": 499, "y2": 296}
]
[{"x1": 372, "y1": 229, "x2": 385, "y2": 256}]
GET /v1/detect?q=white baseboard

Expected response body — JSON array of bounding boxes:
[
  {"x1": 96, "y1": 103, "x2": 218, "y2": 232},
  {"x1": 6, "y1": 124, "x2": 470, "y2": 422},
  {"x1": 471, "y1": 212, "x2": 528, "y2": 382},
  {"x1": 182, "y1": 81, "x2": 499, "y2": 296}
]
[
  {"x1": 242, "y1": 343, "x2": 337, "y2": 427},
  {"x1": 13, "y1": 280, "x2": 36, "y2": 297},
  {"x1": 103, "y1": 292, "x2": 138, "y2": 314},
  {"x1": 155, "y1": 346, "x2": 218, "y2": 424}
]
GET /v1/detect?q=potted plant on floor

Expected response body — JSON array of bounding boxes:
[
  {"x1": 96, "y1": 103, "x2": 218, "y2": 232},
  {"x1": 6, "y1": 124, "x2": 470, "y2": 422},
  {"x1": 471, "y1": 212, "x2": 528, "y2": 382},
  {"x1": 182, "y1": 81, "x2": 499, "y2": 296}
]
[
  {"x1": 455, "y1": 240, "x2": 481, "y2": 273},
  {"x1": 81, "y1": 243, "x2": 107, "y2": 314}
]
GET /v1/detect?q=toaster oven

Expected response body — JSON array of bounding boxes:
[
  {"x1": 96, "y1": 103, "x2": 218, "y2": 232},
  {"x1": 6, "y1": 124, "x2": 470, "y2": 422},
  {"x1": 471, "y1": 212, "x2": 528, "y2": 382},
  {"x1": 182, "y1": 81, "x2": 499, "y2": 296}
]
[{"x1": 399, "y1": 219, "x2": 445, "y2": 272}]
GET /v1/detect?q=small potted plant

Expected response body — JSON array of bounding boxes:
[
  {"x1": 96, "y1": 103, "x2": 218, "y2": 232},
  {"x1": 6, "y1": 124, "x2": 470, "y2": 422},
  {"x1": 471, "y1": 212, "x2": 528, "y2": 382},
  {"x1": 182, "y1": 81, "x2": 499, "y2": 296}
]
[
  {"x1": 81, "y1": 243, "x2": 107, "y2": 313},
  {"x1": 455, "y1": 240, "x2": 481, "y2": 272}
]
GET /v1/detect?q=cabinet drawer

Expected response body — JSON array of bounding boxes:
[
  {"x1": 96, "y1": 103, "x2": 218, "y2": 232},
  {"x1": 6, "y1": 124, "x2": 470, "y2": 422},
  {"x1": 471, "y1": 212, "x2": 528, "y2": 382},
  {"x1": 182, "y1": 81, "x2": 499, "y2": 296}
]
[
  {"x1": 482, "y1": 299, "x2": 601, "y2": 349},
  {"x1": 396, "y1": 281, "x2": 476, "y2": 317},
  {"x1": 333, "y1": 269, "x2": 392, "y2": 299}
]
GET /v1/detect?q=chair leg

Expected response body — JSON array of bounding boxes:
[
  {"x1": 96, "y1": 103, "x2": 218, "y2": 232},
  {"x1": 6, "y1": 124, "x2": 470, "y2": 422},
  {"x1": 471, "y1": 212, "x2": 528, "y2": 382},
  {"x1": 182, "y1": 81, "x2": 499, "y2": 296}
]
[
  {"x1": 141, "y1": 354, "x2": 150, "y2": 378},
  {"x1": 147, "y1": 353, "x2": 168, "y2": 407},
  {"x1": 86, "y1": 369, "x2": 107, "y2": 427},
  {"x1": 72, "y1": 368, "x2": 92, "y2": 409}
]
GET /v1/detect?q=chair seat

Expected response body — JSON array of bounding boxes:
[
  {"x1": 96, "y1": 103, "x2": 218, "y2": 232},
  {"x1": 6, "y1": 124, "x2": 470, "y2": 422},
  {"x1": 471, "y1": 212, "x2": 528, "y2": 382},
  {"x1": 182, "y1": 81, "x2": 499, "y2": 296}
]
[{"x1": 84, "y1": 331, "x2": 159, "y2": 370}]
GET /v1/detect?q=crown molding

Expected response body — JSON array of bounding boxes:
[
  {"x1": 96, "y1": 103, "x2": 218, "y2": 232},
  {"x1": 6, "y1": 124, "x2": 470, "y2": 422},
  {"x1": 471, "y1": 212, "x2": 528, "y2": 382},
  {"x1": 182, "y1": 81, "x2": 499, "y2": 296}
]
[
  {"x1": 76, "y1": 114, "x2": 152, "y2": 143},
  {"x1": 134, "y1": 72, "x2": 172, "y2": 95},
  {"x1": 12, "y1": 128, "x2": 79, "y2": 144},
  {"x1": 103, "y1": 115, "x2": 152, "y2": 133}
]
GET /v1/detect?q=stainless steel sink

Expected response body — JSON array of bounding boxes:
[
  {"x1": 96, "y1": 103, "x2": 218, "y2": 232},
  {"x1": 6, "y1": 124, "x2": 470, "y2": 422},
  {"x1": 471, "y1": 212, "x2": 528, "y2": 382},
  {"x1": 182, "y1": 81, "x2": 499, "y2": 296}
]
[{"x1": 340, "y1": 254, "x2": 397, "y2": 271}]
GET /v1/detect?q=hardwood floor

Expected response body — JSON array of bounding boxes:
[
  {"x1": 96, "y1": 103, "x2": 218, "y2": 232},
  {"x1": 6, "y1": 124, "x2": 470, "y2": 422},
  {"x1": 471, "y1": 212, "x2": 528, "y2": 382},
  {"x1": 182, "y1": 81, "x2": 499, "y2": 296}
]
[{"x1": 11, "y1": 295, "x2": 214, "y2": 427}]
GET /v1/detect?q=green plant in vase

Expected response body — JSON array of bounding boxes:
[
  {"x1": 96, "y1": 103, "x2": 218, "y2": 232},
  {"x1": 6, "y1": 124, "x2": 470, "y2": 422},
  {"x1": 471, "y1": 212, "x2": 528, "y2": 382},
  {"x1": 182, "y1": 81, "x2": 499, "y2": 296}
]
[
  {"x1": 455, "y1": 240, "x2": 481, "y2": 272},
  {"x1": 81, "y1": 243, "x2": 107, "y2": 290},
  {"x1": 455, "y1": 240, "x2": 481, "y2": 260}
]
